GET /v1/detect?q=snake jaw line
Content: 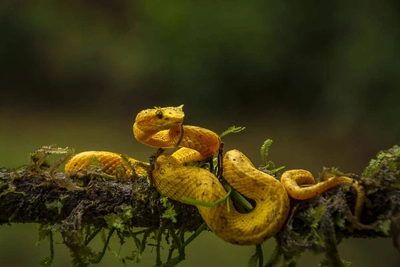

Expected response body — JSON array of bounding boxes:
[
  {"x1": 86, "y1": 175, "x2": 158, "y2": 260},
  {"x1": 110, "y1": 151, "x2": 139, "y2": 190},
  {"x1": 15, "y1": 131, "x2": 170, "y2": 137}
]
[{"x1": 134, "y1": 105, "x2": 185, "y2": 132}]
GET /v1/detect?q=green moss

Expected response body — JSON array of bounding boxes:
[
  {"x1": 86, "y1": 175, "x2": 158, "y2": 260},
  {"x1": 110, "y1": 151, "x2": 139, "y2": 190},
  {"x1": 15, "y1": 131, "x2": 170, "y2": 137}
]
[
  {"x1": 376, "y1": 218, "x2": 391, "y2": 236},
  {"x1": 160, "y1": 196, "x2": 178, "y2": 223},
  {"x1": 310, "y1": 205, "x2": 327, "y2": 229},
  {"x1": 362, "y1": 144, "x2": 400, "y2": 179},
  {"x1": 104, "y1": 204, "x2": 134, "y2": 231},
  {"x1": 37, "y1": 224, "x2": 58, "y2": 267},
  {"x1": 45, "y1": 200, "x2": 63, "y2": 215}
]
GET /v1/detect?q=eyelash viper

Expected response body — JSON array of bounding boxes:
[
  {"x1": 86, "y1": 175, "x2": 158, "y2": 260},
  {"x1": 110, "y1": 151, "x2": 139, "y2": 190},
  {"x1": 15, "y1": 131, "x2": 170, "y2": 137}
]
[{"x1": 65, "y1": 105, "x2": 365, "y2": 245}]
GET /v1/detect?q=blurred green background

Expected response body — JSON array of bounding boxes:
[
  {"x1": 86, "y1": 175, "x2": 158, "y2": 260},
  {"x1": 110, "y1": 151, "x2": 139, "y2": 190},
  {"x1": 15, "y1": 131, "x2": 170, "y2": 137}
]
[{"x1": 1, "y1": 1, "x2": 399, "y2": 266}]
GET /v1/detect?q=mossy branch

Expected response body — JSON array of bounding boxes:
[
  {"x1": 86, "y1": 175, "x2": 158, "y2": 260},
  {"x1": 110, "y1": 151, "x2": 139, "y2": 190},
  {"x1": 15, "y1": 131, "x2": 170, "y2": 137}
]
[{"x1": 0, "y1": 144, "x2": 399, "y2": 267}]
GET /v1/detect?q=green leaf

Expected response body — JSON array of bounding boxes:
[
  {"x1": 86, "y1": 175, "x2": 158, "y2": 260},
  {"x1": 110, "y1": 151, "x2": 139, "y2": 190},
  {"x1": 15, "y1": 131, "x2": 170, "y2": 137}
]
[
  {"x1": 220, "y1": 126, "x2": 246, "y2": 138},
  {"x1": 259, "y1": 139, "x2": 285, "y2": 173},
  {"x1": 104, "y1": 214, "x2": 125, "y2": 231},
  {"x1": 247, "y1": 251, "x2": 258, "y2": 267},
  {"x1": 260, "y1": 139, "x2": 273, "y2": 166}
]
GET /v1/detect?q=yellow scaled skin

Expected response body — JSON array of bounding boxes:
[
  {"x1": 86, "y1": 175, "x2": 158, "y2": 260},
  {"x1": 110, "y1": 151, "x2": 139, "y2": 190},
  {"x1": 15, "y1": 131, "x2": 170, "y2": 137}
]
[
  {"x1": 65, "y1": 151, "x2": 148, "y2": 177},
  {"x1": 65, "y1": 105, "x2": 365, "y2": 246},
  {"x1": 152, "y1": 150, "x2": 290, "y2": 245},
  {"x1": 133, "y1": 105, "x2": 220, "y2": 163}
]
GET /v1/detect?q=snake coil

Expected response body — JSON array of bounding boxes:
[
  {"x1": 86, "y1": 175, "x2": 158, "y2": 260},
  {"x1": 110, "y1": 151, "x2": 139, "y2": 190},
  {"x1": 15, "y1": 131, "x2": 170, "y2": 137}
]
[{"x1": 65, "y1": 105, "x2": 365, "y2": 245}]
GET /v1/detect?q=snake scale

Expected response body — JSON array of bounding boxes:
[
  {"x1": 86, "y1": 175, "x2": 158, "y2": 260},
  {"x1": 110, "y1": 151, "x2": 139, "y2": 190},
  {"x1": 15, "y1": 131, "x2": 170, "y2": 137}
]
[{"x1": 65, "y1": 105, "x2": 365, "y2": 245}]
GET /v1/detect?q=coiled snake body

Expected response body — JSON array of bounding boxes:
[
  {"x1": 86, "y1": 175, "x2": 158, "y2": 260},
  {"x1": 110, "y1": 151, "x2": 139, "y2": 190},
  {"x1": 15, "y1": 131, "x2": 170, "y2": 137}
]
[{"x1": 65, "y1": 105, "x2": 364, "y2": 245}]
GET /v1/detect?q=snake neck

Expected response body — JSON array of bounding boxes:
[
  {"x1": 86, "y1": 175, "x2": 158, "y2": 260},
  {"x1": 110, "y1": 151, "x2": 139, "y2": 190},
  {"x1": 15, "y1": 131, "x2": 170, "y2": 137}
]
[
  {"x1": 134, "y1": 123, "x2": 221, "y2": 163},
  {"x1": 133, "y1": 123, "x2": 182, "y2": 147}
]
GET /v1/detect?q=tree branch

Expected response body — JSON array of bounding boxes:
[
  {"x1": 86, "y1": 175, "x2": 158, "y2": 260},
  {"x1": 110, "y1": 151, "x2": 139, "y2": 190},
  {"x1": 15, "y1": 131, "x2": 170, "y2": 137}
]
[
  {"x1": 0, "y1": 145, "x2": 399, "y2": 266},
  {"x1": 0, "y1": 165, "x2": 201, "y2": 230}
]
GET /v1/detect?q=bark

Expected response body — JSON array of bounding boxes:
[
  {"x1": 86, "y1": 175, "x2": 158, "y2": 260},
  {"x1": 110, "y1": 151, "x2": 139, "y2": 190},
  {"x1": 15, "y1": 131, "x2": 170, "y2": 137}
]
[{"x1": 0, "y1": 145, "x2": 399, "y2": 266}]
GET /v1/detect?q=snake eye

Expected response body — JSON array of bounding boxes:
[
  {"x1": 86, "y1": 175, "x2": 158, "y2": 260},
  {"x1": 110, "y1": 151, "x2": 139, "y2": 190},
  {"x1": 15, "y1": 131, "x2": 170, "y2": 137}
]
[{"x1": 156, "y1": 110, "x2": 163, "y2": 119}]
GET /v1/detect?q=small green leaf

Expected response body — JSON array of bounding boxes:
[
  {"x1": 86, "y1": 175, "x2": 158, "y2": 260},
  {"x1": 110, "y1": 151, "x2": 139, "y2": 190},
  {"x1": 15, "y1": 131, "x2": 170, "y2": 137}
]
[
  {"x1": 39, "y1": 256, "x2": 53, "y2": 267},
  {"x1": 310, "y1": 205, "x2": 327, "y2": 229},
  {"x1": 260, "y1": 139, "x2": 273, "y2": 166},
  {"x1": 247, "y1": 251, "x2": 258, "y2": 267},
  {"x1": 45, "y1": 200, "x2": 63, "y2": 215},
  {"x1": 104, "y1": 214, "x2": 125, "y2": 231},
  {"x1": 376, "y1": 219, "x2": 391, "y2": 236},
  {"x1": 161, "y1": 207, "x2": 177, "y2": 223},
  {"x1": 159, "y1": 197, "x2": 178, "y2": 223},
  {"x1": 258, "y1": 139, "x2": 285, "y2": 173},
  {"x1": 220, "y1": 126, "x2": 246, "y2": 138}
]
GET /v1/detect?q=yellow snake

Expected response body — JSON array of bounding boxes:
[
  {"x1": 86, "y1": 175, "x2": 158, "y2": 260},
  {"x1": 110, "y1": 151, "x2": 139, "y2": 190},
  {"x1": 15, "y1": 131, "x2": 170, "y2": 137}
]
[{"x1": 65, "y1": 105, "x2": 365, "y2": 245}]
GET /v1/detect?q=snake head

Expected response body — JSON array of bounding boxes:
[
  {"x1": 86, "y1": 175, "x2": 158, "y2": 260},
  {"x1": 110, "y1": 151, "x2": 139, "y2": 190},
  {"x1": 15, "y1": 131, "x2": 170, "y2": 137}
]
[{"x1": 134, "y1": 105, "x2": 185, "y2": 131}]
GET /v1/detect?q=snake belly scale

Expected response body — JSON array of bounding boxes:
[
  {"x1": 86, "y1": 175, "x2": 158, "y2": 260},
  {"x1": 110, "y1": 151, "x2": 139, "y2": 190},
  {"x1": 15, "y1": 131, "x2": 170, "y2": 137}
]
[{"x1": 65, "y1": 105, "x2": 365, "y2": 246}]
